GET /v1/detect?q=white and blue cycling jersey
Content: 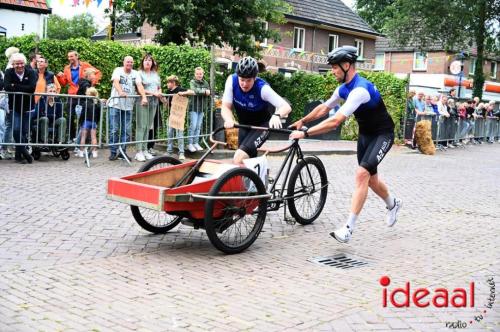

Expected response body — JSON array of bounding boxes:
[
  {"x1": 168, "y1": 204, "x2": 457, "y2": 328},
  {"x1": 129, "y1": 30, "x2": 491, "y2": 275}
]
[
  {"x1": 325, "y1": 73, "x2": 394, "y2": 135},
  {"x1": 222, "y1": 74, "x2": 287, "y2": 126}
]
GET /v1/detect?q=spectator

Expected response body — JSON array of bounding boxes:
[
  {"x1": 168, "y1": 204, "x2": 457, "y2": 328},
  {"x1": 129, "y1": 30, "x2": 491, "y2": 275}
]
[
  {"x1": 186, "y1": 67, "x2": 210, "y2": 153},
  {"x1": 78, "y1": 87, "x2": 101, "y2": 158},
  {"x1": 34, "y1": 84, "x2": 67, "y2": 144},
  {"x1": 57, "y1": 50, "x2": 102, "y2": 144},
  {"x1": 135, "y1": 54, "x2": 162, "y2": 162},
  {"x1": 437, "y1": 95, "x2": 450, "y2": 147},
  {"x1": 28, "y1": 52, "x2": 42, "y2": 70},
  {"x1": 5, "y1": 47, "x2": 20, "y2": 69},
  {"x1": 424, "y1": 95, "x2": 435, "y2": 115},
  {"x1": 448, "y1": 88, "x2": 456, "y2": 99},
  {"x1": 0, "y1": 69, "x2": 6, "y2": 159},
  {"x1": 34, "y1": 56, "x2": 61, "y2": 105},
  {"x1": 57, "y1": 50, "x2": 102, "y2": 95},
  {"x1": 165, "y1": 75, "x2": 194, "y2": 161},
  {"x1": 447, "y1": 98, "x2": 460, "y2": 146},
  {"x1": 431, "y1": 95, "x2": 440, "y2": 115},
  {"x1": 108, "y1": 55, "x2": 148, "y2": 161},
  {"x1": 72, "y1": 68, "x2": 98, "y2": 155},
  {"x1": 3, "y1": 53, "x2": 37, "y2": 164},
  {"x1": 485, "y1": 101, "x2": 496, "y2": 143},
  {"x1": 2, "y1": 47, "x2": 20, "y2": 159},
  {"x1": 413, "y1": 91, "x2": 426, "y2": 118}
]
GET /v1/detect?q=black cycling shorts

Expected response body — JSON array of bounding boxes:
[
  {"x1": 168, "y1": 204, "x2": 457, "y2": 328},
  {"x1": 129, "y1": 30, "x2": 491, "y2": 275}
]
[
  {"x1": 238, "y1": 121, "x2": 270, "y2": 158},
  {"x1": 357, "y1": 132, "x2": 394, "y2": 175}
]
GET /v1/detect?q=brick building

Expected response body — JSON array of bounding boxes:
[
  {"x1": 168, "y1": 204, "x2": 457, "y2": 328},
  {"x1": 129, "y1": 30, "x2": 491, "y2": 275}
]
[{"x1": 375, "y1": 37, "x2": 500, "y2": 101}]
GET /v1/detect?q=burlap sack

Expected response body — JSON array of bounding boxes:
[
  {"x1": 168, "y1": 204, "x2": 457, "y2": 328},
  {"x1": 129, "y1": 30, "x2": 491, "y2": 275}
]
[
  {"x1": 415, "y1": 120, "x2": 435, "y2": 155},
  {"x1": 225, "y1": 128, "x2": 239, "y2": 150}
]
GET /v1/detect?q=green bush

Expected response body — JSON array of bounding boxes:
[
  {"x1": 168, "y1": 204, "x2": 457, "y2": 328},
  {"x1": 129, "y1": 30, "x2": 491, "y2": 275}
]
[
  {"x1": 0, "y1": 35, "x2": 211, "y2": 98},
  {"x1": 259, "y1": 70, "x2": 408, "y2": 140}
]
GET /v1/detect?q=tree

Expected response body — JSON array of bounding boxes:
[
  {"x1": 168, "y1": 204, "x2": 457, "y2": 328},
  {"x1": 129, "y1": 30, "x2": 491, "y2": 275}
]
[
  {"x1": 47, "y1": 14, "x2": 98, "y2": 40},
  {"x1": 355, "y1": 0, "x2": 395, "y2": 33},
  {"x1": 108, "y1": 0, "x2": 291, "y2": 56},
  {"x1": 356, "y1": 0, "x2": 500, "y2": 99}
]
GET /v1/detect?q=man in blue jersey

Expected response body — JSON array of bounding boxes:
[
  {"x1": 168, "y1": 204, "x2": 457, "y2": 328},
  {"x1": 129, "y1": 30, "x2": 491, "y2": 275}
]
[
  {"x1": 289, "y1": 46, "x2": 402, "y2": 243},
  {"x1": 222, "y1": 56, "x2": 291, "y2": 164}
]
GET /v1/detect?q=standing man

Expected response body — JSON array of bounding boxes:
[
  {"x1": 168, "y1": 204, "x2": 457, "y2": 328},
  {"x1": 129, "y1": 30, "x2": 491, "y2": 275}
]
[
  {"x1": 108, "y1": 55, "x2": 148, "y2": 161},
  {"x1": 186, "y1": 67, "x2": 210, "y2": 153},
  {"x1": 289, "y1": 46, "x2": 402, "y2": 243},
  {"x1": 4, "y1": 53, "x2": 38, "y2": 164},
  {"x1": 56, "y1": 50, "x2": 102, "y2": 145},
  {"x1": 222, "y1": 56, "x2": 291, "y2": 164},
  {"x1": 56, "y1": 50, "x2": 101, "y2": 95},
  {"x1": 35, "y1": 56, "x2": 61, "y2": 104}
]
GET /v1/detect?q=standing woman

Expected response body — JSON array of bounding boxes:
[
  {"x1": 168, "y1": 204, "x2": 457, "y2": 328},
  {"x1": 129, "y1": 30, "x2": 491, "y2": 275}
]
[{"x1": 135, "y1": 53, "x2": 162, "y2": 162}]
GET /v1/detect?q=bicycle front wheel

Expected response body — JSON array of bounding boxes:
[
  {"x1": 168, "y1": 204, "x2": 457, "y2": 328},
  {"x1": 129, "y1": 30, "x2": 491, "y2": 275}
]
[{"x1": 287, "y1": 156, "x2": 328, "y2": 225}]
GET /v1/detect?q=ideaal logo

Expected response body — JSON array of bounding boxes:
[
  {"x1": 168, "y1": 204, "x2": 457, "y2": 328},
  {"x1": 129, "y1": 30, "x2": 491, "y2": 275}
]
[
  {"x1": 379, "y1": 276, "x2": 475, "y2": 308},
  {"x1": 380, "y1": 276, "x2": 496, "y2": 329}
]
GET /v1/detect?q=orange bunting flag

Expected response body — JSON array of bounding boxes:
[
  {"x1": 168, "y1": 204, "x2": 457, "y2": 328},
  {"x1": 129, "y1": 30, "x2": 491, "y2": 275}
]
[{"x1": 84, "y1": 0, "x2": 90, "y2": 6}]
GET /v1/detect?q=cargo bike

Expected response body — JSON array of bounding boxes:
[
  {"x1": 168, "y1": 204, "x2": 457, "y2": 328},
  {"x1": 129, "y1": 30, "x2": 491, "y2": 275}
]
[{"x1": 107, "y1": 125, "x2": 328, "y2": 254}]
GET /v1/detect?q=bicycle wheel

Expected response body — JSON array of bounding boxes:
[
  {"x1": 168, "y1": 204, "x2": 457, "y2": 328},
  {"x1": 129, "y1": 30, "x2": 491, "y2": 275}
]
[
  {"x1": 287, "y1": 156, "x2": 328, "y2": 225},
  {"x1": 204, "y1": 167, "x2": 268, "y2": 254},
  {"x1": 130, "y1": 155, "x2": 183, "y2": 234}
]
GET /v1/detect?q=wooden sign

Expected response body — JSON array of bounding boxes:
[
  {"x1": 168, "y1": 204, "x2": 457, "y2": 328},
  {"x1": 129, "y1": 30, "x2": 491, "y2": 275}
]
[{"x1": 168, "y1": 95, "x2": 189, "y2": 130}]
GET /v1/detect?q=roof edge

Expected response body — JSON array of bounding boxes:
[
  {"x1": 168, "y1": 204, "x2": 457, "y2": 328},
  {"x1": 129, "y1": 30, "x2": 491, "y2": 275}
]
[
  {"x1": 285, "y1": 14, "x2": 380, "y2": 37},
  {"x1": 0, "y1": 3, "x2": 52, "y2": 14}
]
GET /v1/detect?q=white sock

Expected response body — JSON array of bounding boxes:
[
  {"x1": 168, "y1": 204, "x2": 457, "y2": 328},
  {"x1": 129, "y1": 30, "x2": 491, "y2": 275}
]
[
  {"x1": 384, "y1": 194, "x2": 395, "y2": 209},
  {"x1": 346, "y1": 212, "x2": 358, "y2": 231}
]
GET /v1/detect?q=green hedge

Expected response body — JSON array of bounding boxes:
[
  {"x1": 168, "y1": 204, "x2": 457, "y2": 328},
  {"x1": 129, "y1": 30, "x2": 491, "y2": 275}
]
[
  {"x1": 0, "y1": 35, "x2": 211, "y2": 98},
  {"x1": 258, "y1": 70, "x2": 408, "y2": 140},
  {"x1": 1, "y1": 35, "x2": 407, "y2": 140}
]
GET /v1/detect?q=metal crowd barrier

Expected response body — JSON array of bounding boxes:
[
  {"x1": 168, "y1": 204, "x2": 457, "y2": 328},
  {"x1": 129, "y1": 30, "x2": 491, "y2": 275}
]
[
  {"x1": 410, "y1": 113, "x2": 500, "y2": 152},
  {"x1": 0, "y1": 91, "x2": 104, "y2": 167},
  {"x1": 105, "y1": 94, "x2": 213, "y2": 165}
]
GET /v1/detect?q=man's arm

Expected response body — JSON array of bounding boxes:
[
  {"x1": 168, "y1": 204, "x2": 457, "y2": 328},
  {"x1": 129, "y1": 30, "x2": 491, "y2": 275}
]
[
  {"x1": 113, "y1": 78, "x2": 126, "y2": 97},
  {"x1": 56, "y1": 67, "x2": 69, "y2": 86},
  {"x1": 221, "y1": 101, "x2": 235, "y2": 128},
  {"x1": 291, "y1": 87, "x2": 341, "y2": 129}
]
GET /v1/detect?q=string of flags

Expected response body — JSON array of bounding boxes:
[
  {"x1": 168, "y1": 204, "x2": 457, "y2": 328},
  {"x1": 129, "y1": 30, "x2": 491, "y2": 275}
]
[{"x1": 50, "y1": 0, "x2": 109, "y2": 7}]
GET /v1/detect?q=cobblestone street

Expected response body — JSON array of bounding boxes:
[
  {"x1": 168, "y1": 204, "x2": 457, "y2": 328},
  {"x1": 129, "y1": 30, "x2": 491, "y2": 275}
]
[{"x1": 0, "y1": 143, "x2": 499, "y2": 331}]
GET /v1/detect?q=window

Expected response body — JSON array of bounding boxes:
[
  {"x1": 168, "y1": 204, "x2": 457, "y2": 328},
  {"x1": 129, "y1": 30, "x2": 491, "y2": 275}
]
[
  {"x1": 413, "y1": 52, "x2": 427, "y2": 71},
  {"x1": 258, "y1": 22, "x2": 268, "y2": 47},
  {"x1": 490, "y1": 61, "x2": 497, "y2": 79},
  {"x1": 293, "y1": 27, "x2": 305, "y2": 51},
  {"x1": 469, "y1": 58, "x2": 476, "y2": 75},
  {"x1": 374, "y1": 53, "x2": 385, "y2": 71},
  {"x1": 354, "y1": 39, "x2": 364, "y2": 59},
  {"x1": 328, "y1": 34, "x2": 338, "y2": 52}
]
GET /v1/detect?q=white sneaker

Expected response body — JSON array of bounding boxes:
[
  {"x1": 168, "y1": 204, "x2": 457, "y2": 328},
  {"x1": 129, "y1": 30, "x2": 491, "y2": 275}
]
[
  {"x1": 330, "y1": 225, "x2": 353, "y2": 243},
  {"x1": 187, "y1": 144, "x2": 196, "y2": 153},
  {"x1": 194, "y1": 143, "x2": 203, "y2": 151},
  {"x1": 143, "y1": 151, "x2": 154, "y2": 160},
  {"x1": 77, "y1": 150, "x2": 84, "y2": 158},
  {"x1": 147, "y1": 148, "x2": 157, "y2": 156},
  {"x1": 92, "y1": 150, "x2": 98, "y2": 158},
  {"x1": 386, "y1": 198, "x2": 402, "y2": 227},
  {"x1": 135, "y1": 151, "x2": 146, "y2": 162},
  {"x1": 178, "y1": 153, "x2": 185, "y2": 161}
]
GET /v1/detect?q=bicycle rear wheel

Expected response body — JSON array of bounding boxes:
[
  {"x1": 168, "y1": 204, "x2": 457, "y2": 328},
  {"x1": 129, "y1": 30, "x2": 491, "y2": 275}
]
[{"x1": 130, "y1": 156, "x2": 183, "y2": 233}]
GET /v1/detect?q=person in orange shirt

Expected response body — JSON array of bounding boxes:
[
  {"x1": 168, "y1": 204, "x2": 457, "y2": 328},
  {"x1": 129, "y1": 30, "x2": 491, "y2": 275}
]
[
  {"x1": 35, "y1": 56, "x2": 61, "y2": 104},
  {"x1": 56, "y1": 50, "x2": 101, "y2": 145},
  {"x1": 56, "y1": 50, "x2": 101, "y2": 95}
]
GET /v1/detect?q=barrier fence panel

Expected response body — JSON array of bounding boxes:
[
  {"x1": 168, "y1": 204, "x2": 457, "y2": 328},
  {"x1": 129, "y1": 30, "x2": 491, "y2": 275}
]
[
  {"x1": 0, "y1": 91, "x2": 103, "y2": 165},
  {"x1": 105, "y1": 93, "x2": 213, "y2": 164},
  {"x1": 407, "y1": 112, "x2": 500, "y2": 151}
]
